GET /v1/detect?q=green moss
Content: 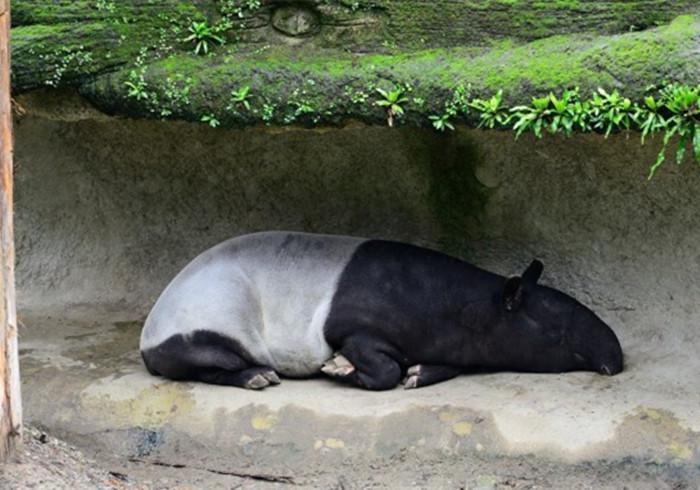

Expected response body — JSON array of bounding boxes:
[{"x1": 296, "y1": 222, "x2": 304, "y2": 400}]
[
  {"x1": 74, "y1": 14, "x2": 699, "y2": 128},
  {"x1": 375, "y1": 0, "x2": 700, "y2": 48}
]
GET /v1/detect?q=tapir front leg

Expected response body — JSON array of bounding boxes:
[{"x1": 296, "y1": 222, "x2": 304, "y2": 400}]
[
  {"x1": 403, "y1": 364, "x2": 462, "y2": 389},
  {"x1": 324, "y1": 335, "x2": 403, "y2": 391}
]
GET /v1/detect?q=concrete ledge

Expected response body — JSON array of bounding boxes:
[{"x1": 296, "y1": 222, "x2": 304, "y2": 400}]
[{"x1": 19, "y1": 310, "x2": 700, "y2": 476}]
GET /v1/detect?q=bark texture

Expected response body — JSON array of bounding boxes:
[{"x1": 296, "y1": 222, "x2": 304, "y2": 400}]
[{"x1": 0, "y1": 0, "x2": 21, "y2": 463}]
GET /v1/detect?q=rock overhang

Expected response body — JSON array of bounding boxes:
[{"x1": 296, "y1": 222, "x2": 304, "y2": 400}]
[{"x1": 9, "y1": 1, "x2": 700, "y2": 128}]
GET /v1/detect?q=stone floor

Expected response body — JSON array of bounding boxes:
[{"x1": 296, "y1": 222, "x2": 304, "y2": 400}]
[{"x1": 15, "y1": 307, "x2": 700, "y2": 488}]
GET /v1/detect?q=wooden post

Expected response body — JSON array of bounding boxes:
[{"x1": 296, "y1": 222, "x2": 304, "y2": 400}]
[{"x1": 0, "y1": 0, "x2": 20, "y2": 462}]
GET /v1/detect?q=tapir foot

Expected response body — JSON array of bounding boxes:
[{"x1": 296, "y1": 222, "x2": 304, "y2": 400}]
[
  {"x1": 403, "y1": 364, "x2": 462, "y2": 389},
  {"x1": 243, "y1": 368, "x2": 281, "y2": 389},
  {"x1": 198, "y1": 366, "x2": 281, "y2": 389},
  {"x1": 403, "y1": 365, "x2": 422, "y2": 389},
  {"x1": 321, "y1": 353, "x2": 356, "y2": 377},
  {"x1": 326, "y1": 336, "x2": 403, "y2": 390}
]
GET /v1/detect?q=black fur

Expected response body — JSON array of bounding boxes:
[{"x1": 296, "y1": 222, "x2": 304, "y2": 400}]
[
  {"x1": 324, "y1": 240, "x2": 623, "y2": 390},
  {"x1": 141, "y1": 331, "x2": 279, "y2": 388}
]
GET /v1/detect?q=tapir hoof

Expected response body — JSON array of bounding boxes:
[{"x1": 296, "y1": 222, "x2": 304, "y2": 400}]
[
  {"x1": 403, "y1": 365, "x2": 422, "y2": 389},
  {"x1": 246, "y1": 374, "x2": 271, "y2": 390},
  {"x1": 244, "y1": 368, "x2": 281, "y2": 389},
  {"x1": 321, "y1": 354, "x2": 355, "y2": 377}
]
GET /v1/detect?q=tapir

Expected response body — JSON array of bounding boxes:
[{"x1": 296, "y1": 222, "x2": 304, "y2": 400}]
[{"x1": 140, "y1": 231, "x2": 623, "y2": 390}]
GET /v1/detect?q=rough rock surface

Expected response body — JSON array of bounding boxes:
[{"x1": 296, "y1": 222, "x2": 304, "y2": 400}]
[
  {"x1": 10, "y1": 1, "x2": 700, "y2": 127},
  {"x1": 9, "y1": 93, "x2": 700, "y2": 481}
]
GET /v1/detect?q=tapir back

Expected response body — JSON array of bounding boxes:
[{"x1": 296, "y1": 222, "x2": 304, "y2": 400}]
[{"x1": 140, "y1": 231, "x2": 364, "y2": 375}]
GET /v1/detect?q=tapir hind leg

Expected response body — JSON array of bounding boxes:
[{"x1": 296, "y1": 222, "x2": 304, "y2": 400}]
[
  {"x1": 326, "y1": 335, "x2": 403, "y2": 391},
  {"x1": 141, "y1": 331, "x2": 281, "y2": 390},
  {"x1": 197, "y1": 367, "x2": 281, "y2": 389}
]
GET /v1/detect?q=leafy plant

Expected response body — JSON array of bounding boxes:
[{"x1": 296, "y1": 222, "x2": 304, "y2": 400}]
[
  {"x1": 201, "y1": 114, "x2": 220, "y2": 127},
  {"x1": 124, "y1": 71, "x2": 149, "y2": 101},
  {"x1": 634, "y1": 94, "x2": 666, "y2": 145},
  {"x1": 428, "y1": 84, "x2": 699, "y2": 178},
  {"x1": 123, "y1": 49, "x2": 151, "y2": 102},
  {"x1": 510, "y1": 95, "x2": 551, "y2": 138},
  {"x1": 95, "y1": 0, "x2": 116, "y2": 13},
  {"x1": 589, "y1": 88, "x2": 634, "y2": 137},
  {"x1": 345, "y1": 86, "x2": 369, "y2": 105},
  {"x1": 509, "y1": 89, "x2": 587, "y2": 138},
  {"x1": 159, "y1": 76, "x2": 194, "y2": 117},
  {"x1": 646, "y1": 84, "x2": 699, "y2": 178},
  {"x1": 228, "y1": 86, "x2": 252, "y2": 111},
  {"x1": 220, "y1": 0, "x2": 262, "y2": 38},
  {"x1": 376, "y1": 86, "x2": 408, "y2": 127},
  {"x1": 429, "y1": 114, "x2": 455, "y2": 132},
  {"x1": 430, "y1": 84, "x2": 471, "y2": 132},
  {"x1": 184, "y1": 21, "x2": 225, "y2": 55},
  {"x1": 43, "y1": 46, "x2": 93, "y2": 88},
  {"x1": 220, "y1": 0, "x2": 262, "y2": 17},
  {"x1": 470, "y1": 90, "x2": 509, "y2": 129},
  {"x1": 283, "y1": 80, "x2": 318, "y2": 124},
  {"x1": 261, "y1": 103, "x2": 275, "y2": 123}
]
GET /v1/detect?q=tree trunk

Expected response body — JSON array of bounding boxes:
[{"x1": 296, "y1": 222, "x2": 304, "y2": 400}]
[{"x1": 0, "y1": 0, "x2": 21, "y2": 463}]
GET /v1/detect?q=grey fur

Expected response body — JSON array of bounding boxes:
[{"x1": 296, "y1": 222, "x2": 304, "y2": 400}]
[{"x1": 140, "y1": 231, "x2": 365, "y2": 377}]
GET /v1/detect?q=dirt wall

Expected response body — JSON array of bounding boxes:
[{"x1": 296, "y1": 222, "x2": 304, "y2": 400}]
[
  {"x1": 13, "y1": 90, "x2": 700, "y2": 470},
  {"x1": 12, "y1": 90, "x2": 700, "y2": 360}
]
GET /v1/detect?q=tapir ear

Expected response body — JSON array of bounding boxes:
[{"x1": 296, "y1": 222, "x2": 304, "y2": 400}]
[
  {"x1": 502, "y1": 276, "x2": 523, "y2": 312},
  {"x1": 522, "y1": 259, "x2": 544, "y2": 285}
]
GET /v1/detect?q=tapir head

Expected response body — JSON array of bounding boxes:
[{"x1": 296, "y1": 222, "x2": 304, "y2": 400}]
[{"x1": 493, "y1": 260, "x2": 623, "y2": 376}]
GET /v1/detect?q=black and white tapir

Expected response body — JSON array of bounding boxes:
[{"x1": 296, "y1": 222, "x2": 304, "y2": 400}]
[{"x1": 140, "y1": 231, "x2": 624, "y2": 390}]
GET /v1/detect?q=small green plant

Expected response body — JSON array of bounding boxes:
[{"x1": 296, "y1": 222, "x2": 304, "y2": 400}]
[
  {"x1": 470, "y1": 90, "x2": 509, "y2": 129},
  {"x1": 509, "y1": 89, "x2": 587, "y2": 138},
  {"x1": 646, "y1": 83, "x2": 699, "y2": 178},
  {"x1": 220, "y1": 0, "x2": 262, "y2": 39},
  {"x1": 123, "y1": 49, "x2": 151, "y2": 102},
  {"x1": 220, "y1": 0, "x2": 262, "y2": 17},
  {"x1": 95, "y1": 0, "x2": 116, "y2": 13},
  {"x1": 376, "y1": 86, "x2": 408, "y2": 127},
  {"x1": 282, "y1": 80, "x2": 319, "y2": 124},
  {"x1": 124, "y1": 72, "x2": 149, "y2": 101},
  {"x1": 345, "y1": 86, "x2": 369, "y2": 105},
  {"x1": 430, "y1": 84, "x2": 471, "y2": 132},
  {"x1": 43, "y1": 46, "x2": 93, "y2": 88},
  {"x1": 201, "y1": 114, "x2": 220, "y2": 127},
  {"x1": 460, "y1": 85, "x2": 698, "y2": 178},
  {"x1": 233, "y1": 86, "x2": 252, "y2": 110},
  {"x1": 429, "y1": 114, "x2": 455, "y2": 132},
  {"x1": 261, "y1": 103, "x2": 275, "y2": 123},
  {"x1": 589, "y1": 88, "x2": 635, "y2": 137},
  {"x1": 184, "y1": 21, "x2": 225, "y2": 55},
  {"x1": 634, "y1": 94, "x2": 666, "y2": 145},
  {"x1": 226, "y1": 86, "x2": 253, "y2": 114},
  {"x1": 159, "y1": 76, "x2": 194, "y2": 117}
]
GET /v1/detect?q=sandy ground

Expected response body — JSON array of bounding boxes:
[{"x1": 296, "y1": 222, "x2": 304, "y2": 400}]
[
  {"x1": 1, "y1": 426, "x2": 699, "y2": 489},
  {"x1": 0, "y1": 427, "x2": 140, "y2": 490}
]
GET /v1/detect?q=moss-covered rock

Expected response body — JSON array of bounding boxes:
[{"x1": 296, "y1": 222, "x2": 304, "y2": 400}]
[
  {"x1": 13, "y1": 0, "x2": 700, "y2": 51},
  {"x1": 10, "y1": 1, "x2": 700, "y2": 128},
  {"x1": 78, "y1": 15, "x2": 700, "y2": 128}
]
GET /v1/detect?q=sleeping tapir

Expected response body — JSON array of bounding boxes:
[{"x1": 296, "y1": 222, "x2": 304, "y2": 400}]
[{"x1": 140, "y1": 231, "x2": 623, "y2": 390}]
